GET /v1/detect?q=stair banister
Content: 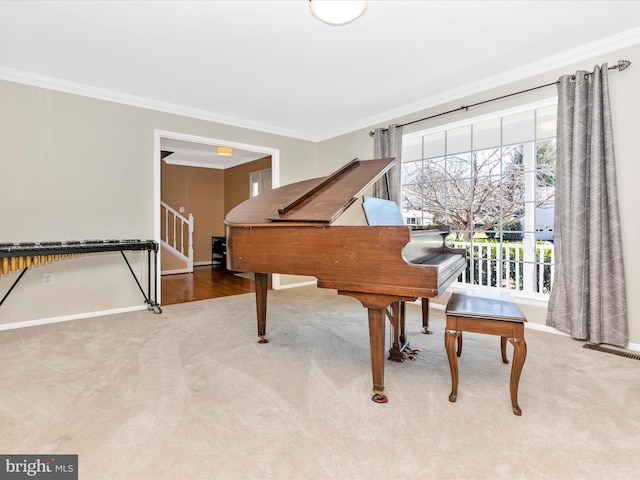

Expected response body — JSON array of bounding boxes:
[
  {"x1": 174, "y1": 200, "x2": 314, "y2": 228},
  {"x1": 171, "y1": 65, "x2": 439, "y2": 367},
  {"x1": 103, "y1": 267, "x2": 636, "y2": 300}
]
[{"x1": 160, "y1": 201, "x2": 194, "y2": 274}]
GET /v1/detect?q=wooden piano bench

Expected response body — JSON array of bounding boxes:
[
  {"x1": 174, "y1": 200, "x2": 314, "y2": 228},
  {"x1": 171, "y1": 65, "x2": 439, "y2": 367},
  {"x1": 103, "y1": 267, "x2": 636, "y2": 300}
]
[{"x1": 444, "y1": 290, "x2": 527, "y2": 416}]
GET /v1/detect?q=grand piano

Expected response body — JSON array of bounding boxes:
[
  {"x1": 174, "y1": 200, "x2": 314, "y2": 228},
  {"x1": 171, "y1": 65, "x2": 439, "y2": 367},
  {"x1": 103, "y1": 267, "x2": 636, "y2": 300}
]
[{"x1": 224, "y1": 158, "x2": 466, "y2": 403}]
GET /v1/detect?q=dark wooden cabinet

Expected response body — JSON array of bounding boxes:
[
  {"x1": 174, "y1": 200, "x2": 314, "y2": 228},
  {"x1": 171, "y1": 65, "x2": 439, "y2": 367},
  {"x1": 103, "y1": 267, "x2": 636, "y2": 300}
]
[{"x1": 211, "y1": 236, "x2": 226, "y2": 268}]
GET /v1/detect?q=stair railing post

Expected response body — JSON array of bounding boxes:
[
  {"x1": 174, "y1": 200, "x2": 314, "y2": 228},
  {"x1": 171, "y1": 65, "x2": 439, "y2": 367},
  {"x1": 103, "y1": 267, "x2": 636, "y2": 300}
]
[{"x1": 187, "y1": 213, "x2": 194, "y2": 272}]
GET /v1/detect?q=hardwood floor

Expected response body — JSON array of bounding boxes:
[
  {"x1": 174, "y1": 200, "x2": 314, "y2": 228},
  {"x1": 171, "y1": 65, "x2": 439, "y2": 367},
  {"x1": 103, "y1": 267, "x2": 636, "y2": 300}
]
[{"x1": 161, "y1": 265, "x2": 267, "y2": 306}]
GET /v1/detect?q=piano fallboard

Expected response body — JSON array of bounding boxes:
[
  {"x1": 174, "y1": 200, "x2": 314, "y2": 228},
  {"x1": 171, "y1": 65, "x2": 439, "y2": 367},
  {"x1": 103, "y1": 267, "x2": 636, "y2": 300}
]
[{"x1": 227, "y1": 224, "x2": 464, "y2": 298}]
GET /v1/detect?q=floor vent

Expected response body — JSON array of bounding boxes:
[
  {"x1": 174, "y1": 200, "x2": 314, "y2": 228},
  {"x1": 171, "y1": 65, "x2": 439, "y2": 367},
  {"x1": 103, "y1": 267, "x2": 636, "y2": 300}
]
[{"x1": 583, "y1": 343, "x2": 640, "y2": 360}]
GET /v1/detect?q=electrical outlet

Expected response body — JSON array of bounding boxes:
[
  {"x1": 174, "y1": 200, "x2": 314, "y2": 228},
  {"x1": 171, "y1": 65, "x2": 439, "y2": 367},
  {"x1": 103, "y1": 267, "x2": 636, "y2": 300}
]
[
  {"x1": 179, "y1": 206, "x2": 185, "y2": 213},
  {"x1": 42, "y1": 273, "x2": 54, "y2": 286}
]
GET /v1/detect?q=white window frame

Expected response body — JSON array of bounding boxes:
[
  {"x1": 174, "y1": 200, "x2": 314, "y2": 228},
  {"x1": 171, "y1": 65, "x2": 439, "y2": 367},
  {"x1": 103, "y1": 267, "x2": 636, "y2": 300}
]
[{"x1": 401, "y1": 98, "x2": 558, "y2": 301}]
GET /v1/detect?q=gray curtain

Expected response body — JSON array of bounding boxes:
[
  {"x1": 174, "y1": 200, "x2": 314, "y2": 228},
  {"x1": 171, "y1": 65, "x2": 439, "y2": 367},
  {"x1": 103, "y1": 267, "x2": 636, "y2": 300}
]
[
  {"x1": 546, "y1": 64, "x2": 628, "y2": 347},
  {"x1": 373, "y1": 124, "x2": 403, "y2": 203}
]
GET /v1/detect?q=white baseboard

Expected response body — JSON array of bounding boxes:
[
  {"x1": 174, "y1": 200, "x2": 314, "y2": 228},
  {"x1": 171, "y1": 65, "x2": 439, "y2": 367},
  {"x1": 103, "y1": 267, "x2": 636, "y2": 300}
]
[
  {"x1": 163, "y1": 262, "x2": 222, "y2": 273},
  {"x1": 194, "y1": 261, "x2": 216, "y2": 267},
  {"x1": 426, "y1": 295, "x2": 640, "y2": 352},
  {"x1": 0, "y1": 304, "x2": 149, "y2": 331},
  {"x1": 161, "y1": 268, "x2": 190, "y2": 275},
  {"x1": 276, "y1": 280, "x2": 316, "y2": 290},
  {"x1": 4, "y1": 284, "x2": 637, "y2": 353}
]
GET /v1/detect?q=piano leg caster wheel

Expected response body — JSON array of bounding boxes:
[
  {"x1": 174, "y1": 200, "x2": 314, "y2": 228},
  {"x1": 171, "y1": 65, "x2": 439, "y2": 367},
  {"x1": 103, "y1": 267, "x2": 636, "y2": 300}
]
[
  {"x1": 258, "y1": 335, "x2": 270, "y2": 344},
  {"x1": 148, "y1": 303, "x2": 162, "y2": 314},
  {"x1": 422, "y1": 328, "x2": 433, "y2": 335},
  {"x1": 371, "y1": 393, "x2": 388, "y2": 404},
  {"x1": 449, "y1": 393, "x2": 457, "y2": 402}
]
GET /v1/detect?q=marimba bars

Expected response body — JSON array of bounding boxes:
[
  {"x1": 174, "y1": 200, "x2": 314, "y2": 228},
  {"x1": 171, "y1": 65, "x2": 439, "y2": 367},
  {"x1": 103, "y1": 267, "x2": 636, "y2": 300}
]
[
  {"x1": 0, "y1": 239, "x2": 161, "y2": 313},
  {"x1": 1, "y1": 250, "x2": 84, "y2": 275}
]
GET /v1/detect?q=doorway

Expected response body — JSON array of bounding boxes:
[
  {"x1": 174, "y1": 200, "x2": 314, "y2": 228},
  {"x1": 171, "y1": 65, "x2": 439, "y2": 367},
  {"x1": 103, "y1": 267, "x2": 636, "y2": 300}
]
[{"x1": 154, "y1": 130, "x2": 280, "y2": 306}]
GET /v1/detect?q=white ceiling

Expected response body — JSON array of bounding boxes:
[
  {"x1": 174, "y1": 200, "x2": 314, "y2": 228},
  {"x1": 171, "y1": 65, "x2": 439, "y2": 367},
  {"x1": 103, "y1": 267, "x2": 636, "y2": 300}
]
[{"x1": 2, "y1": 0, "x2": 640, "y2": 150}]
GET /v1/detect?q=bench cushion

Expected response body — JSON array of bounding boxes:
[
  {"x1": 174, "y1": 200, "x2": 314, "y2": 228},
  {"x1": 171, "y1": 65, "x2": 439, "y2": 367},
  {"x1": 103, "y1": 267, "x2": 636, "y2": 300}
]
[{"x1": 446, "y1": 290, "x2": 526, "y2": 323}]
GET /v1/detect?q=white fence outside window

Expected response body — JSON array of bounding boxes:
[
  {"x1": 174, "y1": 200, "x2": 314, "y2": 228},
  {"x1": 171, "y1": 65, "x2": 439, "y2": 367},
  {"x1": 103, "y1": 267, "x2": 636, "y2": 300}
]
[{"x1": 450, "y1": 241, "x2": 554, "y2": 294}]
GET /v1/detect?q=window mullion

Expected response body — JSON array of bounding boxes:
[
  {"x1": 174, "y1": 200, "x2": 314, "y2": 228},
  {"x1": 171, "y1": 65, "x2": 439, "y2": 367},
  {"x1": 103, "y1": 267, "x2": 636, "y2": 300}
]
[{"x1": 401, "y1": 102, "x2": 556, "y2": 296}]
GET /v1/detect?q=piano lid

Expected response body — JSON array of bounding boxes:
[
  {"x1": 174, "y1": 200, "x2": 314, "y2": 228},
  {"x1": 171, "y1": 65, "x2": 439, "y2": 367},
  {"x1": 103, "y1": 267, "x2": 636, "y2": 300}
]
[{"x1": 225, "y1": 158, "x2": 396, "y2": 226}]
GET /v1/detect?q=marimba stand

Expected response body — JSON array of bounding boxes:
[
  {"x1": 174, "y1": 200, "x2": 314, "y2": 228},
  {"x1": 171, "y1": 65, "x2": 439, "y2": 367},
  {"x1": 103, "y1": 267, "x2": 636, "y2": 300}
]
[{"x1": 0, "y1": 239, "x2": 162, "y2": 314}]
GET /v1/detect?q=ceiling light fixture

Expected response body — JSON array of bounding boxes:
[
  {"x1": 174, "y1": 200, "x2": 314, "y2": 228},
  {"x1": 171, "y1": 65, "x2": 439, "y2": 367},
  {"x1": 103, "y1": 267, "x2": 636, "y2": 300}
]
[
  {"x1": 216, "y1": 146, "x2": 233, "y2": 157},
  {"x1": 308, "y1": 0, "x2": 367, "y2": 26}
]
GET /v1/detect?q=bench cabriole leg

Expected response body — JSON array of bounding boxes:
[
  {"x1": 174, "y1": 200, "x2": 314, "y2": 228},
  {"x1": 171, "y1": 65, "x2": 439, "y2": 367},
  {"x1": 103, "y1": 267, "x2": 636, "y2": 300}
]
[
  {"x1": 445, "y1": 329, "x2": 461, "y2": 402},
  {"x1": 508, "y1": 337, "x2": 527, "y2": 416},
  {"x1": 500, "y1": 336, "x2": 508, "y2": 364}
]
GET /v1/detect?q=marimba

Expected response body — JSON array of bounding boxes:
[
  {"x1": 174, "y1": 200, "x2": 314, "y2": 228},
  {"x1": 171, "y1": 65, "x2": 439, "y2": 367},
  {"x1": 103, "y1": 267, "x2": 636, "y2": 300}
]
[{"x1": 0, "y1": 239, "x2": 161, "y2": 313}]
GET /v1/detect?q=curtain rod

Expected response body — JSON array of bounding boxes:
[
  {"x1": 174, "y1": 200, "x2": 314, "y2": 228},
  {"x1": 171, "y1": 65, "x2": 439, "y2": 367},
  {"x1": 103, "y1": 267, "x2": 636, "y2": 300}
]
[{"x1": 368, "y1": 59, "x2": 631, "y2": 137}]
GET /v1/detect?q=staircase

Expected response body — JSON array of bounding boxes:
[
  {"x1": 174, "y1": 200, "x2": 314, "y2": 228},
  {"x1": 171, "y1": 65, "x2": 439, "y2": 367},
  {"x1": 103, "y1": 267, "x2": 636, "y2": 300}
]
[{"x1": 160, "y1": 201, "x2": 194, "y2": 274}]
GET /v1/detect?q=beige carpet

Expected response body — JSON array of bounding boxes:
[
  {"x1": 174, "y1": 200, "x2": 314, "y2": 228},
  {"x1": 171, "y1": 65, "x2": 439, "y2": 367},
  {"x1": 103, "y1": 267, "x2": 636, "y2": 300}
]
[{"x1": 1, "y1": 286, "x2": 639, "y2": 479}]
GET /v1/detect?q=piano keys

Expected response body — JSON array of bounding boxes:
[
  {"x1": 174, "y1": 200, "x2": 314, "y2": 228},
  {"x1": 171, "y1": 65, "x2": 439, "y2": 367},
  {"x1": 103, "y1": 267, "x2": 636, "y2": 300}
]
[{"x1": 224, "y1": 158, "x2": 466, "y2": 403}]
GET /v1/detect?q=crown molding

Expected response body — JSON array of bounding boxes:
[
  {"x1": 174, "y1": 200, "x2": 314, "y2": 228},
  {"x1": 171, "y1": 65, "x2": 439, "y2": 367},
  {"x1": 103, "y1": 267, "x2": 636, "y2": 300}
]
[
  {"x1": 0, "y1": 67, "x2": 317, "y2": 142},
  {"x1": 2, "y1": 27, "x2": 640, "y2": 143},
  {"x1": 315, "y1": 26, "x2": 640, "y2": 141}
]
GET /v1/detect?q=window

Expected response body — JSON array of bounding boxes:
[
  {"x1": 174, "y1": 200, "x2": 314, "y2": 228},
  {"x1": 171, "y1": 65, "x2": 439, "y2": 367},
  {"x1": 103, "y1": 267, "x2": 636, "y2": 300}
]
[
  {"x1": 250, "y1": 168, "x2": 272, "y2": 198},
  {"x1": 401, "y1": 102, "x2": 557, "y2": 295}
]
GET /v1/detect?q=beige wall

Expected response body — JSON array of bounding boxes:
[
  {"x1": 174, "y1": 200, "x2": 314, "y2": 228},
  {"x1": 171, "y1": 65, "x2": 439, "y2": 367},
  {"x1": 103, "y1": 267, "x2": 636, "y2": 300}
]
[
  {"x1": 0, "y1": 80, "x2": 317, "y2": 325},
  {"x1": 224, "y1": 156, "x2": 272, "y2": 215},
  {"x1": 316, "y1": 43, "x2": 640, "y2": 347},
  {"x1": 159, "y1": 155, "x2": 272, "y2": 271},
  {"x1": 161, "y1": 162, "x2": 224, "y2": 268},
  {"x1": 1, "y1": 41, "x2": 639, "y2": 347}
]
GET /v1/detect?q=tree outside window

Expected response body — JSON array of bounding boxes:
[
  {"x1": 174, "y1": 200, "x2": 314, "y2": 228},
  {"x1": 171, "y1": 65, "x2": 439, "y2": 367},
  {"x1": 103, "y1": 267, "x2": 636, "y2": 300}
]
[{"x1": 401, "y1": 104, "x2": 556, "y2": 294}]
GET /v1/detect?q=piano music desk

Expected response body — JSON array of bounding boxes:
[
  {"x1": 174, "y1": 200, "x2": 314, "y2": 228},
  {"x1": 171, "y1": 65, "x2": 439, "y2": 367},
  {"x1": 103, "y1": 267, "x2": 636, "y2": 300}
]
[{"x1": 444, "y1": 290, "x2": 527, "y2": 415}]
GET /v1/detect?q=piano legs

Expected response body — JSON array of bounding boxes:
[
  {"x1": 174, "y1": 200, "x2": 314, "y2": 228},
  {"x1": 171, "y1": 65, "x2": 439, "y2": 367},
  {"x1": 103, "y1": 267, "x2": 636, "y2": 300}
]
[
  {"x1": 386, "y1": 297, "x2": 436, "y2": 362},
  {"x1": 367, "y1": 308, "x2": 388, "y2": 403},
  {"x1": 386, "y1": 297, "x2": 436, "y2": 361},
  {"x1": 336, "y1": 290, "x2": 416, "y2": 403},
  {"x1": 253, "y1": 275, "x2": 389, "y2": 402},
  {"x1": 255, "y1": 272, "x2": 269, "y2": 344},
  {"x1": 253, "y1": 278, "x2": 416, "y2": 403},
  {"x1": 386, "y1": 301, "x2": 421, "y2": 362},
  {"x1": 422, "y1": 298, "x2": 433, "y2": 334}
]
